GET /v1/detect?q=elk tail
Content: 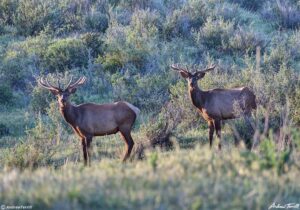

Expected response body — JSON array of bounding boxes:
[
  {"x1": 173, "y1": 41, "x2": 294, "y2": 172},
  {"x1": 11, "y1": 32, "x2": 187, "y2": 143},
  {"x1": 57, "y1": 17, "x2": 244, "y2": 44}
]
[{"x1": 124, "y1": 102, "x2": 140, "y2": 116}]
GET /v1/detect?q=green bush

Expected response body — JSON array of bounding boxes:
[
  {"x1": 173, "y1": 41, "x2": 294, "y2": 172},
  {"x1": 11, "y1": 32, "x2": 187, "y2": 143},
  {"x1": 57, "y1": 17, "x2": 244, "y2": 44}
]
[
  {"x1": 259, "y1": 138, "x2": 293, "y2": 175},
  {"x1": 290, "y1": 87, "x2": 300, "y2": 125},
  {"x1": 30, "y1": 86, "x2": 52, "y2": 113},
  {"x1": 194, "y1": 17, "x2": 235, "y2": 51},
  {"x1": 263, "y1": 41, "x2": 291, "y2": 72},
  {"x1": 0, "y1": 0, "x2": 17, "y2": 25},
  {"x1": 99, "y1": 9, "x2": 160, "y2": 72},
  {"x1": 84, "y1": 11, "x2": 108, "y2": 32},
  {"x1": 13, "y1": 0, "x2": 57, "y2": 36},
  {"x1": 0, "y1": 84, "x2": 13, "y2": 105},
  {"x1": 228, "y1": 0, "x2": 263, "y2": 11},
  {"x1": 80, "y1": 33, "x2": 103, "y2": 58},
  {"x1": 0, "y1": 47, "x2": 33, "y2": 90},
  {"x1": 164, "y1": 0, "x2": 209, "y2": 39},
  {"x1": 0, "y1": 123, "x2": 9, "y2": 137},
  {"x1": 12, "y1": 0, "x2": 94, "y2": 36},
  {"x1": 1, "y1": 136, "x2": 57, "y2": 169},
  {"x1": 194, "y1": 18, "x2": 263, "y2": 55},
  {"x1": 43, "y1": 38, "x2": 88, "y2": 72},
  {"x1": 275, "y1": 0, "x2": 300, "y2": 29}
]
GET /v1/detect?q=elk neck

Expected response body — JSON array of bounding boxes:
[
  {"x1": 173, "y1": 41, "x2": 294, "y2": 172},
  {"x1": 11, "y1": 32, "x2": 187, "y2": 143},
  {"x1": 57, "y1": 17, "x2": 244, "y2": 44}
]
[
  {"x1": 188, "y1": 83, "x2": 205, "y2": 109},
  {"x1": 58, "y1": 101, "x2": 77, "y2": 125}
]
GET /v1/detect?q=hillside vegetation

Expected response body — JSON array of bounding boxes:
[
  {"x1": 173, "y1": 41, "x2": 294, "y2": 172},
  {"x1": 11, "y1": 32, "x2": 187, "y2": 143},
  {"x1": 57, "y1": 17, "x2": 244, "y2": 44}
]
[{"x1": 0, "y1": 0, "x2": 300, "y2": 209}]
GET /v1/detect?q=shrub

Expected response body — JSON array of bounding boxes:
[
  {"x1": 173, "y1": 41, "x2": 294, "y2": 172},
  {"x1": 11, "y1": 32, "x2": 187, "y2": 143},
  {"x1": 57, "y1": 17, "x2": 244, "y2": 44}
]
[
  {"x1": 0, "y1": 0, "x2": 18, "y2": 25},
  {"x1": 80, "y1": 33, "x2": 103, "y2": 58},
  {"x1": 164, "y1": 0, "x2": 209, "y2": 39},
  {"x1": 258, "y1": 137, "x2": 293, "y2": 175},
  {"x1": 227, "y1": 0, "x2": 263, "y2": 11},
  {"x1": 134, "y1": 73, "x2": 170, "y2": 110},
  {"x1": 12, "y1": 0, "x2": 95, "y2": 36},
  {"x1": 0, "y1": 123, "x2": 9, "y2": 137},
  {"x1": 0, "y1": 47, "x2": 34, "y2": 90},
  {"x1": 30, "y1": 86, "x2": 52, "y2": 113},
  {"x1": 194, "y1": 18, "x2": 263, "y2": 55},
  {"x1": 139, "y1": 103, "x2": 180, "y2": 149},
  {"x1": 1, "y1": 137, "x2": 57, "y2": 169},
  {"x1": 84, "y1": 11, "x2": 108, "y2": 32},
  {"x1": 288, "y1": 30, "x2": 300, "y2": 62},
  {"x1": 263, "y1": 42, "x2": 291, "y2": 72},
  {"x1": 275, "y1": 0, "x2": 300, "y2": 29},
  {"x1": 43, "y1": 38, "x2": 88, "y2": 72},
  {"x1": 228, "y1": 27, "x2": 263, "y2": 54},
  {"x1": 99, "y1": 9, "x2": 160, "y2": 72},
  {"x1": 261, "y1": 0, "x2": 300, "y2": 30},
  {"x1": 13, "y1": 0, "x2": 57, "y2": 36},
  {"x1": 0, "y1": 84, "x2": 13, "y2": 105},
  {"x1": 290, "y1": 86, "x2": 300, "y2": 125},
  {"x1": 194, "y1": 17, "x2": 235, "y2": 52}
]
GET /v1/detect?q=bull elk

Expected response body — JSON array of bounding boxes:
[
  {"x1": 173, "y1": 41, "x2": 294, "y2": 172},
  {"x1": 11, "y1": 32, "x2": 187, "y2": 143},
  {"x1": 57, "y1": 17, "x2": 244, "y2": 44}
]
[
  {"x1": 171, "y1": 64, "x2": 256, "y2": 149},
  {"x1": 38, "y1": 76, "x2": 140, "y2": 165}
]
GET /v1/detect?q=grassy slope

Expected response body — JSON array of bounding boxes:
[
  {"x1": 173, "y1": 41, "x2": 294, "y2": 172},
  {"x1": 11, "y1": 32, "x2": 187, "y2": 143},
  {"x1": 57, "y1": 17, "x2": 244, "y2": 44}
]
[{"x1": 0, "y1": 145, "x2": 299, "y2": 210}]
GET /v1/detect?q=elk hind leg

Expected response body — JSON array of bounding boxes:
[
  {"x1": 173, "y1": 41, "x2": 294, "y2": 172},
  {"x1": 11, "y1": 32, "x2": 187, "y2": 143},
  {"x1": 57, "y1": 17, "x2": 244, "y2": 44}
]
[
  {"x1": 119, "y1": 130, "x2": 135, "y2": 162},
  {"x1": 243, "y1": 114, "x2": 254, "y2": 150}
]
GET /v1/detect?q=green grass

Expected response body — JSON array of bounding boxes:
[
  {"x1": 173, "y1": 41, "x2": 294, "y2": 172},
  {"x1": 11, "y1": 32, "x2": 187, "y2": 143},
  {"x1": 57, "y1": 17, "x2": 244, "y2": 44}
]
[{"x1": 0, "y1": 142, "x2": 299, "y2": 210}]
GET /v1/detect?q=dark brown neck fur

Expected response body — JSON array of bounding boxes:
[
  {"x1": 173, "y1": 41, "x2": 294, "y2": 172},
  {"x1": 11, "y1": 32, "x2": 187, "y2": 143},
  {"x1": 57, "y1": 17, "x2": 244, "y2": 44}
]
[
  {"x1": 59, "y1": 102, "x2": 77, "y2": 125},
  {"x1": 189, "y1": 84, "x2": 205, "y2": 109}
]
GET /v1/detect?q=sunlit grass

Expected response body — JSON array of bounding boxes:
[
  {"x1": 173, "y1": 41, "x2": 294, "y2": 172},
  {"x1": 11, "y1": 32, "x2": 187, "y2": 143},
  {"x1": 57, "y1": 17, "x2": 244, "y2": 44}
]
[{"x1": 0, "y1": 139, "x2": 299, "y2": 210}]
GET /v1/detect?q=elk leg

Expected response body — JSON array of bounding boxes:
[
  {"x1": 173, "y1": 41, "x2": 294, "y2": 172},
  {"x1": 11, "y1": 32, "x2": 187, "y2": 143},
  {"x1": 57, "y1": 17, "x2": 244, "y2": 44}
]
[
  {"x1": 214, "y1": 120, "x2": 222, "y2": 150},
  {"x1": 81, "y1": 138, "x2": 88, "y2": 166},
  {"x1": 86, "y1": 137, "x2": 93, "y2": 166},
  {"x1": 119, "y1": 131, "x2": 135, "y2": 162},
  {"x1": 208, "y1": 121, "x2": 214, "y2": 148},
  {"x1": 243, "y1": 115, "x2": 254, "y2": 150}
]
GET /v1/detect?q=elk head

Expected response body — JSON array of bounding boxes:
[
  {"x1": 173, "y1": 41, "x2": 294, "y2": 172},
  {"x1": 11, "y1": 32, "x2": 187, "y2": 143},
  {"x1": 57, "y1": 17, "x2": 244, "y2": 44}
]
[
  {"x1": 38, "y1": 76, "x2": 86, "y2": 108},
  {"x1": 170, "y1": 64, "x2": 216, "y2": 88}
]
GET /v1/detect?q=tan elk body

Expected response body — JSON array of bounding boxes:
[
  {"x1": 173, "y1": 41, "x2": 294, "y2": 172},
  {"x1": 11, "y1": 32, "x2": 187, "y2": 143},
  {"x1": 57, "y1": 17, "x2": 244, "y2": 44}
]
[
  {"x1": 171, "y1": 64, "x2": 256, "y2": 149},
  {"x1": 38, "y1": 76, "x2": 139, "y2": 165}
]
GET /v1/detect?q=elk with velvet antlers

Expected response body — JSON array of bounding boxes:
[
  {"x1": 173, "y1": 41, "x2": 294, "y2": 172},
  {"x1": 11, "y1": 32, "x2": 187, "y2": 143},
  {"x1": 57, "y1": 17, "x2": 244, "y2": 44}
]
[
  {"x1": 171, "y1": 64, "x2": 256, "y2": 149},
  {"x1": 38, "y1": 76, "x2": 140, "y2": 165}
]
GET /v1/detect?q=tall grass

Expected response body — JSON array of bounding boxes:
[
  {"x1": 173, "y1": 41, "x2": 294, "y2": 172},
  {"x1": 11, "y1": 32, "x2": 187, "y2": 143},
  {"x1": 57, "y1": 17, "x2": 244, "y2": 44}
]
[{"x1": 0, "y1": 142, "x2": 299, "y2": 210}]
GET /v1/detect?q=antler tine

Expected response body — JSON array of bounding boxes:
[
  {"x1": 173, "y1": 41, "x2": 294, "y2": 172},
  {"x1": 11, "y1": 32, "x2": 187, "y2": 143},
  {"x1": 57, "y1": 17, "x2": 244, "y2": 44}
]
[
  {"x1": 171, "y1": 64, "x2": 189, "y2": 72},
  {"x1": 38, "y1": 77, "x2": 60, "y2": 91},
  {"x1": 194, "y1": 64, "x2": 216, "y2": 73},
  {"x1": 46, "y1": 77, "x2": 59, "y2": 89},
  {"x1": 57, "y1": 79, "x2": 61, "y2": 89},
  {"x1": 68, "y1": 76, "x2": 87, "y2": 89},
  {"x1": 202, "y1": 64, "x2": 216, "y2": 73},
  {"x1": 192, "y1": 64, "x2": 197, "y2": 73},
  {"x1": 38, "y1": 77, "x2": 47, "y2": 88},
  {"x1": 170, "y1": 64, "x2": 180, "y2": 71},
  {"x1": 65, "y1": 76, "x2": 73, "y2": 90}
]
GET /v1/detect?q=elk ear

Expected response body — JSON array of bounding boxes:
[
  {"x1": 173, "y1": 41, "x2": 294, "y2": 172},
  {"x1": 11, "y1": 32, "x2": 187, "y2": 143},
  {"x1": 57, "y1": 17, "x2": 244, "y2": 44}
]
[
  {"x1": 179, "y1": 71, "x2": 190, "y2": 78},
  {"x1": 50, "y1": 89, "x2": 60, "y2": 96},
  {"x1": 68, "y1": 88, "x2": 77, "y2": 94}
]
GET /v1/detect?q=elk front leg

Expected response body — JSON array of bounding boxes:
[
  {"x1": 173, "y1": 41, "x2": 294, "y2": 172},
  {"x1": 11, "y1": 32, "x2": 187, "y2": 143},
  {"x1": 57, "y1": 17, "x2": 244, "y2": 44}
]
[
  {"x1": 214, "y1": 120, "x2": 222, "y2": 150},
  {"x1": 81, "y1": 138, "x2": 88, "y2": 166},
  {"x1": 208, "y1": 121, "x2": 214, "y2": 148},
  {"x1": 86, "y1": 137, "x2": 93, "y2": 166},
  {"x1": 119, "y1": 131, "x2": 135, "y2": 162}
]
